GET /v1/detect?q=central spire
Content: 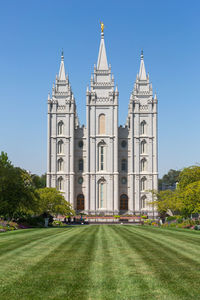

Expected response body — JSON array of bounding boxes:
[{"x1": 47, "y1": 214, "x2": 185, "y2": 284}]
[
  {"x1": 139, "y1": 50, "x2": 147, "y2": 80},
  {"x1": 59, "y1": 50, "x2": 66, "y2": 80},
  {"x1": 97, "y1": 23, "x2": 108, "y2": 70}
]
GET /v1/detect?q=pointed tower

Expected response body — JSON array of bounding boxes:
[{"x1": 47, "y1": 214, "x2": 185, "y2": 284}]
[
  {"x1": 126, "y1": 51, "x2": 158, "y2": 216},
  {"x1": 47, "y1": 52, "x2": 79, "y2": 207},
  {"x1": 85, "y1": 25, "x2": 119, "y2": 214}
]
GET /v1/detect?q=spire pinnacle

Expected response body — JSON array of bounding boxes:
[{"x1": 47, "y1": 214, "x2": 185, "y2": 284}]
[
  {"x1": 97, "y1": 24, "x2": 108, "y2": 70},
  {"x1": 139, "y1": 50, "x2": 147, "y2": 80},
  {"x1": 59, "y1": 50, "x2": 66, "y2": 80}
]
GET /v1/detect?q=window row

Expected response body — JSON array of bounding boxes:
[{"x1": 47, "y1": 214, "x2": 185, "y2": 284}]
[
  {"x1": 57, "y1": 156, "x2": 147, "y2": 172},
  {"x1": 57, "y1": 140, "x2": 147, "y2": 155},
  {"x1": 57, "y1": 119, "x2": 147, "y2": 136},
  {"x1": 57, "y1": 179, "x2": 148, "y2": 210},
  {"x1": 57, "y1": 158, "x2": 147, "y2": 172}
]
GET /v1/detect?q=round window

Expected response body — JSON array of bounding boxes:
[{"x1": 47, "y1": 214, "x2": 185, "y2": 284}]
[
  {"x1": 78, "y1": 177, "x2": 83, "y2": 184},
  {"x1": 121, "y1": 140, "x2": 127, "y2": 148},
  {"x1": 78, "y1": 141, "x2": 83, "y2": 148},
  {"x1": 121, "y1": 177, "x2": 127, "y2": 184}
]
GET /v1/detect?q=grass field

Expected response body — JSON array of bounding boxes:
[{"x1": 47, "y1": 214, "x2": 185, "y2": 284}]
[{"x1": 0, "y1": 225, "x2": 200, "y2": 300}]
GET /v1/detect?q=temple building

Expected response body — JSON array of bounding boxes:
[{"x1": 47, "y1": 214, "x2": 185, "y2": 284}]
[{"x1": 47, "y1": 27, "x2": 158, "y2": 216}]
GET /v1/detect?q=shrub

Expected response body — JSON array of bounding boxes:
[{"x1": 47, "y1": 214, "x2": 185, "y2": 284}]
[
  {"x1": 52, "y1": 220, "x2": 64, "y2": 226},
  {"x1": 18, "y1": 215, "x2": 45, "y2": 227}
]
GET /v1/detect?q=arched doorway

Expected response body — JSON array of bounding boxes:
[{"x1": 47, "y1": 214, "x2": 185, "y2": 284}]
[
  {"x1": 77, "y1": 194, "x2": 84, "y2": 210},
  {"x1": 120, "y1": 194, "x2": 128, "y2": 210}
]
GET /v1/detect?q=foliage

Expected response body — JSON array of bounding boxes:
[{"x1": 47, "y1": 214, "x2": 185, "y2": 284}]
[
  {"x1": 159, "y1": 169, "x2": 180, "y2": 190},
  {"x1": 31, "y1": 174, "x2": 46, "y2": 189},
  {"x1": 36, "y1": 188, "x2": 75, "y2": 216},
  {"x1": 178, "y1": 165, "x2": 200, "y2": 190},
  {"x1": 18, "y1": 215, "x2": 45, "y2": 227},
  {"x1": 178, "y1": 181, "x2": 200, "y2": 216},
  {"x1": 0, "y1": 152, "x2": 39, "y2": 219},
  {"x1": 151, "y1": 189, "x2": 181, "y2": 216},
  {"x1": 52, "y1": 220, "x2": 64, "y2": 226},
  {"x1": 0, "y1": 219, "x2": 19, "y2": 232}
]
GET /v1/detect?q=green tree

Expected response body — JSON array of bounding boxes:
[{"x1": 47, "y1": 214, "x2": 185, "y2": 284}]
[
  {"x1": 31, "y1": 173, "x2": 46, "y2": 189},
  {"x1": 159, "y1": 169, "x2": 180, "y2": 190},
  {"x1": 178, "y1": 166, "x2": 200, "y2": 190},
  {"x1": 178, "y1": 181, "x2": 200, "y2": 216},
  {"x1": 0, "y1": 152, "x2": 38, "y2": 219},
  {"x1": 151, "y1": 189, "x2": 181, "y2": 216},
  {"x1": 36, "y1": 188, "x2": 75, "y2": 216}
]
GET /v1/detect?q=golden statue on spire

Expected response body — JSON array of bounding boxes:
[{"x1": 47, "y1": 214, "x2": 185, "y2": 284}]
[{"x1": 100, "y1": 21, "x2": 104, "y2": 33}]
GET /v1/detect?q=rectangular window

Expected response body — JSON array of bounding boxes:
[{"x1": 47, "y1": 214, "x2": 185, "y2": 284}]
[
  {"x1": 100, "y1": 183, "x2": 104, "y2": 208},
  {"x1": 100, "y1": 146, "x2": 104, "y2": 170}
]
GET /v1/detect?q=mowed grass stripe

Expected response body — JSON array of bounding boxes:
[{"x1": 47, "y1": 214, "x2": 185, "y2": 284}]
[
  {"x1": 1, "y1": 226, "x2": 200, "y2": 300},
  {"x1": 0, "y1": 226, "x2": 99, "y2": 300},
  {"x1": 134, "y1": 227, "x2": 200, "y2": 262},
  {"x1": 0, "y1": 227, "x2": 83, "y2": 289},
  {"x1": 86, "y1": 225, "x2": 119, "y2": 300},
  {"x1": 107, "y1": 225, "x2": 167, "y2": 300},
  {"x1": 0, "y1": 227, "x2": 74, "y2": 257},
  {"x1": 139, "y1": 226, "x2": 200, "y2": 246},
  {"x1": 88, "y1": 225, "x2": 159, "y2": 300},
  {"x1": 116, "y1": 226, "x2": 200, "y2": 299}
]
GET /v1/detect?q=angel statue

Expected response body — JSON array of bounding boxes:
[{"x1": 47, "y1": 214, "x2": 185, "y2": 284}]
[{"x1": 100, "y1": 21, "x2": 104, "y2": 33}]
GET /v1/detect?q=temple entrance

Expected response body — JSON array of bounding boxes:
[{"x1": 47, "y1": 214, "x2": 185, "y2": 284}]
[
  {"x1": 77, "y1": 194, "x2": 84, "y2": 210},
  {"x1": 120, "y1": 194, "x2": 128, "y2": 210}
]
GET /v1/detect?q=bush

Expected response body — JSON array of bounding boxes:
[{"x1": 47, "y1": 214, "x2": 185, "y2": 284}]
[
  {"x1": 18, "y1": 215, "x2": 45, "y2": 227},
  {"x1": 52, "y1": 220, "x2": 64, "y2": 227}
]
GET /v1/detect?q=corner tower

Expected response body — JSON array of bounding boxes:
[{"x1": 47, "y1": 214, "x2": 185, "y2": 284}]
[
  {"x1": 127, "y1": 51, "x2": 158, "y2": 216},
  {"x1": 85, "y1": 26, "x2": 119, "y2": 214},
  {"x1": 47, "y1": 52, "x2": 79, "y2": 207}
]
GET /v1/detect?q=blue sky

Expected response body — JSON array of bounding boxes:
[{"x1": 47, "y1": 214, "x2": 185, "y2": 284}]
[{"x1": 0, "y1": 0, "x2": 200, "y2": 177}]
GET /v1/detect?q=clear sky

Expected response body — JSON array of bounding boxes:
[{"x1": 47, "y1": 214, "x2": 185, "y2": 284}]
[{"x1": 0, "y1": 0, "x2": 200, "y2": 177}]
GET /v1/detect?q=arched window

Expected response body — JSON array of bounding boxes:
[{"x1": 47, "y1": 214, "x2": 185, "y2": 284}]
[
  {"x1": 141, "y1": 177, "x2": 147, "y2": 191},
  {"x1": 58, "y1": 177, "x2": 63, "y2": 191},
  {"x1": 99, "y1": 114, "x2": 105, "y2": 135},
  {"x1": 140, "y1": 121, "x2": 146, "y2": 135},
  {"x1": 141, "y1": 195, "x2": 147, "y2": 209},
  {"x1": 58, "y1": 121, "x2": 64, "y2": 135},
  {"x1": 77, "y1": 194, "x2": 84, "y2": 210},
  {"x1": 120, "y1": 194, "x2": 128, "y2": 210},
  {"x1": 121, "y1": 159, "x2": 127, "y2": 172},
  {"x1": 57, "y1": 140, "x2": 63, "y2": 154},
  {"x1": 78, "y1": 159, "x2": 83, "y2": 172},
  {"x1": 58, "y1": 158, "x2": 63, "y2": 171},
  {"x1": 141, "y1": 140, "x2": 147, "y2": 154},
  {"x1": 141, "y1": 158, "x2": 147, "y2": 172},
  {"x1": 98, "y1": 179, "x2": 106, "y2": 209}
]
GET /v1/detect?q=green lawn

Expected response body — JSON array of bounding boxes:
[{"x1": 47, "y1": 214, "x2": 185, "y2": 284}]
[{"x1": 0, "y1": 226, "x2": 200, "y2": 300}]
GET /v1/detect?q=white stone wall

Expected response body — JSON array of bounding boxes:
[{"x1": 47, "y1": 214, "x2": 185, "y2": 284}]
[{"x1": 47, "y1": 39, "x2": 158, "y2": 217}]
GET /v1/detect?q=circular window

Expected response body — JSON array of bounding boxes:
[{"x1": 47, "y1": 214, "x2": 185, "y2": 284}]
[
  {"x1": 121, "y1": 140, "x2": 127, "y2": 148},
  {"x1": 78, "y1": 177, "x2": 83, "y2": 184},
  {"x1": 78, "y1": 141, "x2": 83, "y2": 148},
  {"x1": 121, "y1": 177, "x2": 127, "y2": 184}
]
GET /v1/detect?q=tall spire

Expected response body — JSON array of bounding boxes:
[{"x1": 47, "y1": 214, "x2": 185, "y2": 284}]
[
  {"x1": 139, "y1": 50, "x2": 147, "y2": 80},
  {"x1": 59, "y1": 50, "x2": 66, "y2": 80},
  {"x1": 97, "y1": 23, "x2": 108, "y2": 70}
]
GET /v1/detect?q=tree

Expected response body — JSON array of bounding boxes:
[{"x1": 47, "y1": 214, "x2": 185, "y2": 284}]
[
  {"x1": 159, "y1": 169, "x2": 180, "y2": 190},
  {"x1": 151, "y1": 189, "x2": 181, "y2": 216},
  {"x1": 0, "y1": 152, "x2": 38, "y2": 219},
  {"x1": 36, "y1": 188, "x2": 75, "y2": 216},
  {"x1": 178, "y1": 166, "x2": 200, "y2": 190},
  {"x1": 31, "y1": 173, "x2": 46, "y2": 189},
  {"x1": 178, "y1": 181, "x2": 200, "y2": 216}
]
